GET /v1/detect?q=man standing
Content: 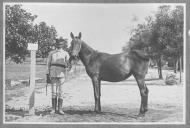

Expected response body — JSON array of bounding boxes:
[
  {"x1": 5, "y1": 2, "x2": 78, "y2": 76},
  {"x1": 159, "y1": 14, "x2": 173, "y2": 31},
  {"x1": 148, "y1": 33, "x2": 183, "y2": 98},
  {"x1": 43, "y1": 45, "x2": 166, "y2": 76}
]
[{"x1": 46, "y1": 39, "x2": 70, "y2": 115}]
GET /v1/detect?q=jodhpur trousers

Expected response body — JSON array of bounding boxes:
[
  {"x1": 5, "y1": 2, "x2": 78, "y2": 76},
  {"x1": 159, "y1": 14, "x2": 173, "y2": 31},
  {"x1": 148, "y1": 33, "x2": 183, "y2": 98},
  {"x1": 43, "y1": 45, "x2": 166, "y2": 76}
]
[{"x1": 51, "y1": 77, "x2": 65, "y2": 99}]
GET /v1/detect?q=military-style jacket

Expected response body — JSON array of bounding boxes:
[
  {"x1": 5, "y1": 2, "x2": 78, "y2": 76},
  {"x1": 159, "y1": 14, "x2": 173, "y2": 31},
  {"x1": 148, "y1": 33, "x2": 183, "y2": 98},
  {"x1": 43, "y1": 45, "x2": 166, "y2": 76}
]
[{"x1": 47, "y1": 49, "x2": 70, "y2": 77}]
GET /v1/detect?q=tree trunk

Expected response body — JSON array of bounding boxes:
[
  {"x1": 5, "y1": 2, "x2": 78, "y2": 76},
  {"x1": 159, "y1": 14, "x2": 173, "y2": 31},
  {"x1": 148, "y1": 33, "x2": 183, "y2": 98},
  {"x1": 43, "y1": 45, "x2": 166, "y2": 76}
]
[
  {"x1": 179, "y1": 57, "x2": 182, "y2": 83},
  {"x1": 159, "y1": 65, "x2": 163, "y2": 79},
  {"x1": 174, "y1": 60, "x2": 177, "y2": 73},
  {"x1": 176, "y1": 60, "x2": 179, "y2": 72},
  {"x1": 157, "y1": 60, "x2": 160, "y2": 77},
  {"x1": 158, "y1": 66, "x2": 160, "y2": 76},
  {"x1": 158, "y1": 57, "x2": 163, "y2": 79}
]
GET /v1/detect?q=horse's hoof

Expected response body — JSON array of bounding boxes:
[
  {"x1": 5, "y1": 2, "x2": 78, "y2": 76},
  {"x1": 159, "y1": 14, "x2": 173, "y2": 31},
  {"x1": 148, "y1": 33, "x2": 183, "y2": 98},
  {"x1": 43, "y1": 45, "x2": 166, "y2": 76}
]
[
  {"x1": 95, "y1": 111, "x2": 101, "y2": 114},
  {"x1": 138, "y1": 113, "x2": 145, "y2": 117},
  {"x1": 144, "y1": 107, "x2": 148, "y2": 112},
  {"x1": 139, "y1": 108, "x2": 148, "y2": 115},
  {"x1": 94, "y1": 109, "x2": 101, "y2": 114}
]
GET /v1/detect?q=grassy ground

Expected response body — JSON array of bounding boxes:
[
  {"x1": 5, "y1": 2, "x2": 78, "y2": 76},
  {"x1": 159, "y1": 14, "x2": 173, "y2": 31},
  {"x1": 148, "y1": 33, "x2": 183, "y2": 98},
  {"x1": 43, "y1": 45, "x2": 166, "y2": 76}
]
[
  {"x1": 5, "y1": 68, "x2": 184, "y2": 123},
  {"x1": 5, "y1": 63, "x2": 46, "y2": 80},
  {"x1": 5, "y1": 60, "x2": 85, "y2": 84}
]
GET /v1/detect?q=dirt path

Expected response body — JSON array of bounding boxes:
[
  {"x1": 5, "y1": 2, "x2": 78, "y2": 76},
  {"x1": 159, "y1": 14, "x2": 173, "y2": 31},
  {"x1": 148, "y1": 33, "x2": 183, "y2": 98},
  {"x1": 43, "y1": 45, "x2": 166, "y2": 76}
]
[{"x1": 5, "y1": 69, "x2": 184, "y2": 123}]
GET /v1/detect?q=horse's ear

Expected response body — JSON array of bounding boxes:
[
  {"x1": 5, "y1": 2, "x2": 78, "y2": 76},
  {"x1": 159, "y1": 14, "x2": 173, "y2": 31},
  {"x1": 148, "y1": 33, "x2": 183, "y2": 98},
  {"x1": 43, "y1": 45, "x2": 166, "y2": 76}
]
[
  {"x1": 78, "y1": 32, "x2": 82, "y2": 39},
  {"x1": 70, "y1": 32, "x2": 74, "y2": 39}
]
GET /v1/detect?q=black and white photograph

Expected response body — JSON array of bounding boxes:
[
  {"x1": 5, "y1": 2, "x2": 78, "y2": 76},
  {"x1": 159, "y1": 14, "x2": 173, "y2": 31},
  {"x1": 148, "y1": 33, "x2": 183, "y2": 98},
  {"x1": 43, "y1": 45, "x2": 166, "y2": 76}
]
[{"x1": 2, "y1": 1, "x2": 189, "y2": 126}]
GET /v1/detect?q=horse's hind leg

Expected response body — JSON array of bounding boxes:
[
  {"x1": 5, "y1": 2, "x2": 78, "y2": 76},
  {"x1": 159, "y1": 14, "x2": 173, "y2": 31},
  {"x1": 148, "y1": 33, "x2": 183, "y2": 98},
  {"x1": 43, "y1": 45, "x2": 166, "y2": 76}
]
[
  {"x1": 134, "y1": 74, "x2": 149, "y2": 115},
  {"x1": 91, "y1": 76, "x2": 101, "y2": 113}
]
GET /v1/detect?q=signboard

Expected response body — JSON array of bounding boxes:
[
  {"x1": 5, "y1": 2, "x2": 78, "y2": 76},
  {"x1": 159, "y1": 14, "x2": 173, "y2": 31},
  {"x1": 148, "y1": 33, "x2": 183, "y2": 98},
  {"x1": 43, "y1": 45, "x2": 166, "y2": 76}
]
[{"x1": 27, "y1": 43, "x2": 38, "y2": 51}]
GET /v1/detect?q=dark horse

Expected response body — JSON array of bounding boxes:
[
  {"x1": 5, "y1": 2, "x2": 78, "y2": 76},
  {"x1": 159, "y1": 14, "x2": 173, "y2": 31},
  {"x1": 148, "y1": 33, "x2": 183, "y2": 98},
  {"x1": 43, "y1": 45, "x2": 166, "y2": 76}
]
[{"x1": 69, "y1": 32, "x2": 149, "y2": 115}]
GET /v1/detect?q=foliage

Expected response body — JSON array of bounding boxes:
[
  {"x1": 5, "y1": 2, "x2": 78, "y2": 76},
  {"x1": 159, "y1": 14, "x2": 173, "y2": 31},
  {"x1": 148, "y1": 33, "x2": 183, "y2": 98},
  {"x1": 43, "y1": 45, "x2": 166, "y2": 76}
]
[
  {"x1": 122, "y1": 5, "x2": 184, "y2": 78},
  {"x1": 5, "y1": 5, "x2": 37, "y2": 63},
  {"x1": 123, "y1": 5, "x2": 183, "y2": 60},
  {"x1": 34, "y1": 22, "x2": 57, "y2": 58},
  {"x1": 5, "y1": 4, "x2": 58, "y2": 63},
  {"x1": 162, "y1": 6, "x2": 184, "y2": 61}
]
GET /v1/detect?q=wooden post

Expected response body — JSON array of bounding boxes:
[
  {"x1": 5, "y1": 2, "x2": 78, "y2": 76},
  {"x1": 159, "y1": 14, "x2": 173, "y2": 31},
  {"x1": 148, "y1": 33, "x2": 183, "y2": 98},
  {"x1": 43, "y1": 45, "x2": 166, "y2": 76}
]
[
  {"x1": 29, "y1": 50, "x2": 36, "y2": 115},
  {"x1": 27, "y1": 43, "x2": 38, "y2": 115}
]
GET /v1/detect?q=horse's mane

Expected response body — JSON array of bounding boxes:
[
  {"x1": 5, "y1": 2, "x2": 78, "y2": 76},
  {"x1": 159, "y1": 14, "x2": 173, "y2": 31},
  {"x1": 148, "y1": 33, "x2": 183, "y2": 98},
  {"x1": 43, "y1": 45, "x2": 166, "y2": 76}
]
[
  {"x1": 130, "y1": 50, "x2": 150, "y2": 61},
  {"x1": 80, "y1": 41, "x2": 100, "y2": 61},
  {"x1": 81, "y1": 41, "x2": 95, "y2": 52}
]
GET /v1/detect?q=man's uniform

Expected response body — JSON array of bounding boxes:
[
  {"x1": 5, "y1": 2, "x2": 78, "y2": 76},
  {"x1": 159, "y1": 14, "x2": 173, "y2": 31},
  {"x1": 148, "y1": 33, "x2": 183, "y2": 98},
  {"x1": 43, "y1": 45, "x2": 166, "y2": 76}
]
[{"x1": 47, "y1": 41, "x2": 70, "y2": 115}]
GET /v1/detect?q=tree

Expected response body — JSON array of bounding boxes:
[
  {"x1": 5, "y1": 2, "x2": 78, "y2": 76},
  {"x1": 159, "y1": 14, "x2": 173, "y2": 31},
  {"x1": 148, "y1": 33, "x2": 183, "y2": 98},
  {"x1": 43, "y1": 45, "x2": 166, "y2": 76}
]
[
  {"x1": 123, "y1": 5, "x2": 184, "y2": 79},
  {"x1": 163, "y1": 6, "x2": 184, "y2": 72},
  {"x1": 34, "y1": 22, "x2": 57, "y2": 58},
  {"x1": 149, "y1": 6, "x2": 172, "y2": 79},
  {"x1": 152, "y1": 6, "x2": 183, "y2": 75},
  {"x1": 5, "y1": 5, "x2": 59, "y2": 62},
  {"x1": 5, "y1": 5, "x2": 37, "y2": 63}
]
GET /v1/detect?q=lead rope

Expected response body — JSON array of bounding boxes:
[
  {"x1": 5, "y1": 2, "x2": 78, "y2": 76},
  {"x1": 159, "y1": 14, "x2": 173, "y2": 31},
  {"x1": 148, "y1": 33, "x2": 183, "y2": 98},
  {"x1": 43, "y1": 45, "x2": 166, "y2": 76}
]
[{"x1": 46, "y1": 83, "x2": 47, "y2": 96}]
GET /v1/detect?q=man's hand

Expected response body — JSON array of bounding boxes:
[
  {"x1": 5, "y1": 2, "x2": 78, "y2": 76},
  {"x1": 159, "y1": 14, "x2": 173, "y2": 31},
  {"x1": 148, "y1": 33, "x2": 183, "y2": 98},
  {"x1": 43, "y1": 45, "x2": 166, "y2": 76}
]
[
  {"x1": 46, "y1": 74, "x2": 51, "y2": 83},
  {"x1": 67, "y1": 65, "x2": 72, "y2": 71},
  {"x1": 66, "y1": 61, "x2": 72, "y2": 71}
]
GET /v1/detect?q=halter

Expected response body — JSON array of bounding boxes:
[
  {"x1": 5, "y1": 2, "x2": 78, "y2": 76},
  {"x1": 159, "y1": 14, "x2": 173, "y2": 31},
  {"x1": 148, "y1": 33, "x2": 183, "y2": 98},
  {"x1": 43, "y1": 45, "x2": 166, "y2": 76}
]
[{"x1": 71, "y1": 38, "x2": 82, "y2": 58}]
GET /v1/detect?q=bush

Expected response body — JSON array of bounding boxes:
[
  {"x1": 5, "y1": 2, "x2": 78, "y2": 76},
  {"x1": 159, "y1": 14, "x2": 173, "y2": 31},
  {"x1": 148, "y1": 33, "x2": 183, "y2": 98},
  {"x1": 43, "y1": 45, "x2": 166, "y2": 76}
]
[{"x1": 165, "y1": 73, "x2": 178, "y2": 85}]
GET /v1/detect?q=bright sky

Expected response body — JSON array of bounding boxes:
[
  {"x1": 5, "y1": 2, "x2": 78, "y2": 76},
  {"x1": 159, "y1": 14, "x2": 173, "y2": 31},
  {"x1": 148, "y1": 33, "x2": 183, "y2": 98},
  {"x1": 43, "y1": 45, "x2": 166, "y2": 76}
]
[{"x1": 7, "y1": 3, "x2": 182, "y2": 53}]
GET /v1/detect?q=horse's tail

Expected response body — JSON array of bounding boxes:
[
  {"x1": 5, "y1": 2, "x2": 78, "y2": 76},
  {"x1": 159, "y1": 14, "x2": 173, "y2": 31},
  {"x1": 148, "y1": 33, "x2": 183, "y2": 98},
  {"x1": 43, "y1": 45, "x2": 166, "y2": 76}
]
[{"x1": 130, "y1": 50, "x2": 150, "y2": 61}]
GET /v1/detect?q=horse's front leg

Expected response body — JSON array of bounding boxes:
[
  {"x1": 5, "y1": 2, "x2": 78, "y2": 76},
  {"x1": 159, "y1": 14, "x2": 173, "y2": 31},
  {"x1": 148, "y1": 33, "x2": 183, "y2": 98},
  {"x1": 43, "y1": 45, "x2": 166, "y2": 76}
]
[
  {"x1": 91, "y1": 76, "x2": 101, "y2": 113},
  {"x1": 134, "y1": 75, "x2": 149, "y2": 115}
]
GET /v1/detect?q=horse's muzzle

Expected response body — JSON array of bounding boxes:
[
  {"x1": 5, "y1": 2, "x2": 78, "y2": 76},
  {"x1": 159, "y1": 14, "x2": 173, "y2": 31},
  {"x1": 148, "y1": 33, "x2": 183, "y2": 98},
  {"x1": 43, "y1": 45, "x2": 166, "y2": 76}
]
[{"x1": 70, "y1": 55, "x2": 79, "y2": 60}]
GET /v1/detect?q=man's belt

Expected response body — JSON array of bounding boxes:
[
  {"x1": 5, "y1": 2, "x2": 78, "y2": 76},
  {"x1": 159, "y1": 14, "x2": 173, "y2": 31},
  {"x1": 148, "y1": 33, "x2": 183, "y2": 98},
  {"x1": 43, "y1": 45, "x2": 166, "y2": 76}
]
[{"x1": 51, "y1": 63, "x2": 66, "y2": 68}]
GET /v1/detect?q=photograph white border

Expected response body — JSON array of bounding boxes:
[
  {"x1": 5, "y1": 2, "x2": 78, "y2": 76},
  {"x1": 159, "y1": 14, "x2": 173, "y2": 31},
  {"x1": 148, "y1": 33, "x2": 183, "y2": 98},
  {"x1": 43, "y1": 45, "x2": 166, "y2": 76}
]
[{"x1": 2, "y1": 2, "x2": 187, "y2": 125}]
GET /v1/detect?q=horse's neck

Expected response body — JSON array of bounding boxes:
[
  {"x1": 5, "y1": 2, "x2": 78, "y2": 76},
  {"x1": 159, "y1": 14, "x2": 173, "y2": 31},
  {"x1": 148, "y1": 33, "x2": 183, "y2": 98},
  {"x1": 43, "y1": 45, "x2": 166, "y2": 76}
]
[{"x1": 79, "y1": 41, "x2": 96, "y2": 66}]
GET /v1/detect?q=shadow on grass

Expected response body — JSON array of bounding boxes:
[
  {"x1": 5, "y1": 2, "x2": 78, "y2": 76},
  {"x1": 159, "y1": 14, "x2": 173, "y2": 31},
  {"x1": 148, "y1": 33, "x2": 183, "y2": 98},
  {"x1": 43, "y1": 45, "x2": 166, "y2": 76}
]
[
  {"x1": 64, "y1": 109, "x2": 94, "y2": 115},
  {"x1": 102, "y1": 78, "x2": 163, "y2": 86},
  {"x1": 6, "y1": 109, "x2": 125, "y2": 117},
  {"x1": 63, "y1": 107, "x2": 177, "y2": 122},
  {"x1": 5, "y1": 108, "x2": 52, "y2": 117},
  {"x1": 5, "y1": 109, "x2": 28, "y2": 117},
  {"x1": 64, "y1": 109, "x2": 127, "y2": 117}
]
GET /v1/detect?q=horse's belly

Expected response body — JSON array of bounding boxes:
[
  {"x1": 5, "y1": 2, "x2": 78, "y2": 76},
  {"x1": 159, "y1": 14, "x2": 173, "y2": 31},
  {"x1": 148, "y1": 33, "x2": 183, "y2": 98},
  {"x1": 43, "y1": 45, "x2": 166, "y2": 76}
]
[{"x1": 100, "y1": 68, "x2": 131, "y2": 82}]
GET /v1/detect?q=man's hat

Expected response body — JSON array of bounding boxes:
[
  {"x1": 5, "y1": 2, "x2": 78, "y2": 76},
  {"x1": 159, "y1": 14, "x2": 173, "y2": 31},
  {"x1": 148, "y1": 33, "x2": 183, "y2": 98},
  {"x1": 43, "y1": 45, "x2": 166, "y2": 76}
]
[{"x1": 55, "y1": 39, "x2": 67, "y2": 48}]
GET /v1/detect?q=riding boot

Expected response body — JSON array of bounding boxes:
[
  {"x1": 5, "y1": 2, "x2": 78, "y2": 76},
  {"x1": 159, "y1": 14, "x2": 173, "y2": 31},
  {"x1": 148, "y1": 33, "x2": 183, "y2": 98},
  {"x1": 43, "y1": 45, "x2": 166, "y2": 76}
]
[
  {"x1": 58, "y1": 98, "x2": 65, "y2": 115},
  {"x1": 50, "y1": 98, "x2": 57, "y2": 114}
]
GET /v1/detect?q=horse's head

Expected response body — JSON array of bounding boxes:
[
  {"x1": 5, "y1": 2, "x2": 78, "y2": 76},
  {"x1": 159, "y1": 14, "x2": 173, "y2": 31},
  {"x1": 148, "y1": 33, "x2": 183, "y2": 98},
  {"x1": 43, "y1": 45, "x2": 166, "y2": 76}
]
[{"x1": 69, "y1": 32, "x2": 82, "y2": 59}]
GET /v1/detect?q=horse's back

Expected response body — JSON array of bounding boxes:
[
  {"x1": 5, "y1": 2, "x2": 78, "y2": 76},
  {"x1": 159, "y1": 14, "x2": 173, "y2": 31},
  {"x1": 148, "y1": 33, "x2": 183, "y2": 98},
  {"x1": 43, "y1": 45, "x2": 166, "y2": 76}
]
[{"x1": 97, "y1": 50, "x2": 149, "y2": 82}]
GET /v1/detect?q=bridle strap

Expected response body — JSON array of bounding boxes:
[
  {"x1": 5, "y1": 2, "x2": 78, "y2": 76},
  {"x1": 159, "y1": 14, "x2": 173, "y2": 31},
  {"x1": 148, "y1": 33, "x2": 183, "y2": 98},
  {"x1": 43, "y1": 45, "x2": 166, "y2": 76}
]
[{"x1": 75, "y1": 40, "x2": 82, "y2": 57}]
